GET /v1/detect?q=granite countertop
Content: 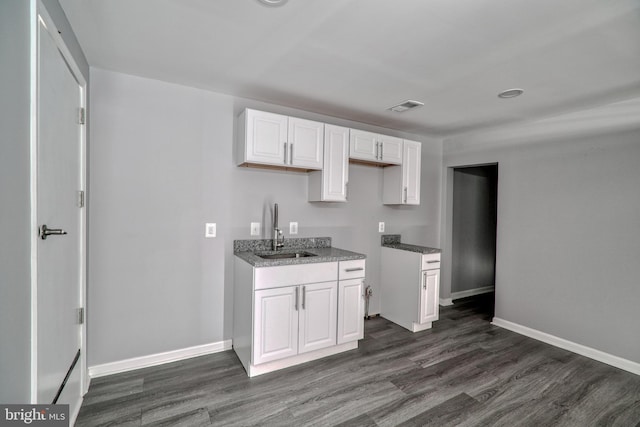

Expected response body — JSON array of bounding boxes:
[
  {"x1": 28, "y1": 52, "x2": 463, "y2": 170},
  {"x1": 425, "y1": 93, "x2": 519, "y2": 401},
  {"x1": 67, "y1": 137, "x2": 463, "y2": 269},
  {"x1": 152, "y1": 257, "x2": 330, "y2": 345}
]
[
  {"x1": 234, "y1": 237, "x2": 366, "y2": 267},
  {"x1": 381, "y1": 234, "x2": 441, "y2": 254}
]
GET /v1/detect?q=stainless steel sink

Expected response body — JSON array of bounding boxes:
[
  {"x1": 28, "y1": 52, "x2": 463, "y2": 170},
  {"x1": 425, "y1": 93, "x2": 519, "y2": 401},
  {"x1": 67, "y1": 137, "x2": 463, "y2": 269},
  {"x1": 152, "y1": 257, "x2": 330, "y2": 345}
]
[{"x1": 256, "y1": 251, "x2": 317, "y2": 260}]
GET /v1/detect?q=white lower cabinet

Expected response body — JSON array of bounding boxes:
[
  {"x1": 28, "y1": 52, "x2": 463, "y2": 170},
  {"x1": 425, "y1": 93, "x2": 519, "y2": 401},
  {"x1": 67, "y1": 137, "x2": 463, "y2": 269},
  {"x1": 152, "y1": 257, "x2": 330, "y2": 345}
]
[
  {"x1": 419, "y1": 269, "x2": 440, "y2": 325},
  {"x1": 234, "y1": 258, "x2": 365, "y2": 377},
  {"x1": 337, "y1": 279, "x2": 364, "y2": 344},
  {"x1": 254, "y1": 281, "x2": 337, "y2": 365},
  {"x1": 337, "y1": 259, "x2": 366, "y2": 344},
  {"x1": 381, "y1": 247, "x2": 440, "y2": 332}
]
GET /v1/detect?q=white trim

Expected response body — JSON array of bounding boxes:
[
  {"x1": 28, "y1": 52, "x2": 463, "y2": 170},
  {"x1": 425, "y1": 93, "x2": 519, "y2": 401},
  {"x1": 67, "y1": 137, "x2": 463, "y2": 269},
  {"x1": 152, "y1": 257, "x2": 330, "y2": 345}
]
[
  {"x1": 247, "y1": 341, "x2": 357, "y2": 377},
  {"x1": 492, "y1": 318, "x2": 640, "y2": 376},
  {"x1": 439, "y1": 298, "x2": 453, "y2": 306},
  {"x1": 29, "y1": 0, "x2": 39, "y2": 404},
  {"x1": 88, "y1": 340, "x2": 233, "y2": 378},
  {"x1": 451, "y1": 286, "x2": 494, "y2": 300}
]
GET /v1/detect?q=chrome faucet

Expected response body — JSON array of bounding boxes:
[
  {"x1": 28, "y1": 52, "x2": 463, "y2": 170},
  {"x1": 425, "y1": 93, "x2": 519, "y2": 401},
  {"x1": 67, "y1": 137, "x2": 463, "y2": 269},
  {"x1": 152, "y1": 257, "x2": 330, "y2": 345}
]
[{"x1": 273, "y1": 203, "x2": 284, "y2": 251}]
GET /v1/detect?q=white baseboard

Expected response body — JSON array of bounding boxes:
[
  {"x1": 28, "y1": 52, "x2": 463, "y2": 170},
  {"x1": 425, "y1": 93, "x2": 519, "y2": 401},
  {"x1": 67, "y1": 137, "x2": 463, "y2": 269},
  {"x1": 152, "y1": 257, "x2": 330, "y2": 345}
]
[
  {"x1": 492, "y1": 318, "x2": 640, "y2": 376},
  {"x1": 89, "y1": 339, "x2": 233, "y2": 378},
  {"x1": 439, "y1": 298, "x2": 453, "y2": 306},
  {"x1": 451, "y1": 286, "x2": 494, "y2": 300}
]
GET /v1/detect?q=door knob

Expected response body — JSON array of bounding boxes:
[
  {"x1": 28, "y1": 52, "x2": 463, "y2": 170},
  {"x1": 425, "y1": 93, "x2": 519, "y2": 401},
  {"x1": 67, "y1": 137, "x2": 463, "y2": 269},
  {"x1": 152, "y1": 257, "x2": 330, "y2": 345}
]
[{"x1": 40, "y1": 224, "x2": 67, "y2": 240}]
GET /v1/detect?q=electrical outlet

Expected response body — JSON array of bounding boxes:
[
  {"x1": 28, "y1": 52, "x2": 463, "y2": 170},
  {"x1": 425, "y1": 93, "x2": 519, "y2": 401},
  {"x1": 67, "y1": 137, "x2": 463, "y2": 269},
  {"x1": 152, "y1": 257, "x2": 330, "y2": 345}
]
[
  {"x1": 378, "y1": 222, "x2": 385, "y2": 233},
  {"x1": 250, "y1": 222, "x2": 261, "y2": 236},
  {"x1": 205, "y1": 223, "x2": 216, "y2": 238},
  {"x1": 289, "y1": 222, "x2": 298, "y2": 235}
]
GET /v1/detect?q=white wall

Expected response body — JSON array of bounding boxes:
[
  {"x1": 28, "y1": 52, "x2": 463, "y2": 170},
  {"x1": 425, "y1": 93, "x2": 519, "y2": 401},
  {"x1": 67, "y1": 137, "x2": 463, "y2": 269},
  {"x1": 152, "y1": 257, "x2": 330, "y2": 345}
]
[
  {"x1": 441, "y1": 98, "x2": 640, "y2": 363},
  {"x1": 88, "y1": 68, "x2": 442, "y2": 367},
  {"x1": 0, "y1": 0, "x2": 31, "y2": 404}
]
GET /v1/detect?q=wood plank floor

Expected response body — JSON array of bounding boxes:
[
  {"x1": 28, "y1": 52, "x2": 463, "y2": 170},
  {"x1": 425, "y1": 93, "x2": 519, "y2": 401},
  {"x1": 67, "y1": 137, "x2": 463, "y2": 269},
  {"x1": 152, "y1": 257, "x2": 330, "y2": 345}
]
[{"x1": 76, "y1": 294, "x2": 640, "y2": 426}]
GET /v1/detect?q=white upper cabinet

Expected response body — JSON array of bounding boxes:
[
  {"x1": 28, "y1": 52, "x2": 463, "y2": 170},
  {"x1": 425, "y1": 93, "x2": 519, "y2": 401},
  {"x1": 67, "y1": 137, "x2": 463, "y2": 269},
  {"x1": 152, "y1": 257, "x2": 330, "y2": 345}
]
[
  {"x1": 288, "y1": 117, "x2": 324, "y2": 169},
  {"x1": 349, "y1": 129, "x2": 402, "y2": 165},
  {"x1": 238, "y1": 109, "x2": 288, "y2": 166},
  {"x1": 237, "y1": 109, "x2": 323, "y2": 170},
  {"x1": 308, "y1": 124, "x2": 349, "y2": 202},
  {"x1": 379, "y1": 134, "x2": 403, "y2": 165},
  {"x1": 383, "y1": 140, "x2": 421, "y2": 205}
]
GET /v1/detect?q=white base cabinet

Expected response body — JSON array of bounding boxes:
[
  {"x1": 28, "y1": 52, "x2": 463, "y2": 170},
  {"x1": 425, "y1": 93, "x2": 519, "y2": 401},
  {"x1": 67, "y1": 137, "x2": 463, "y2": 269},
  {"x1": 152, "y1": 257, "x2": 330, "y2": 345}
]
[
  {"x1": 337, "y1": 259, "x2": 366, "y2": 344},
  {"x1": 234, "y1": 257, "x2": 365, "y2": 377},
  {"x1": 380, "y1": 247, "x2": 440, "y2": 332}
]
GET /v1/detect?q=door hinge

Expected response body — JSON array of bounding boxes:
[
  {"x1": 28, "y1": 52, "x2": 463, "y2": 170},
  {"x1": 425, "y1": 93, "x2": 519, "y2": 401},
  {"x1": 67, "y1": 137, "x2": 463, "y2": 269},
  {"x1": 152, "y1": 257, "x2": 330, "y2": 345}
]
[
  {"x1": 77, "y1": 307, "x2": 84, "y2": 325},
  {"x1": 77, "y1": 190, "x2": 85, "y2": 208},
  {"x1": 78, "y1": 107, "x2": 85, "y2": 125}
]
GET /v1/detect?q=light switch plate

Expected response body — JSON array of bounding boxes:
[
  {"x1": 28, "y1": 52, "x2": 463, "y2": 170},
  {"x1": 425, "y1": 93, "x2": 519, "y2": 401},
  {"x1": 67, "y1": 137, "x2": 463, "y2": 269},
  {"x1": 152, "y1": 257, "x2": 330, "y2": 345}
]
[
  {"x1": 289, "y1": 222, "x2": 298, "y2": 235},
  {"x1": 250, "y1": 222, "x2": 261, "y2": 236},
  {"x1": 378, "y1": 222, "x2": 385, "y2": 233},
  {"x1": 205, "y1": 223, "x2": 216, "y2": 238}
]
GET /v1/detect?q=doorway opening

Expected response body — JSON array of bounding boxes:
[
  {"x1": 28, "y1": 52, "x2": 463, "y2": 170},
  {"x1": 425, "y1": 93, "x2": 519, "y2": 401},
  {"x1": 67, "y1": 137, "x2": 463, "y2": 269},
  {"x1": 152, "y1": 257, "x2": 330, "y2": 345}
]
[{"x1": 451, "y1": 164, "x2": 498, "y2": 320}]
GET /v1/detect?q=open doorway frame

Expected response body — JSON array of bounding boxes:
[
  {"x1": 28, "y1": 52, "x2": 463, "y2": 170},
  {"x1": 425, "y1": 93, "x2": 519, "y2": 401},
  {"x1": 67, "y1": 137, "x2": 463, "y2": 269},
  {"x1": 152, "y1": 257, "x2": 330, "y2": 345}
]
[{"x1": 440, "y1": 163, "x2": 498, "y2": 313}]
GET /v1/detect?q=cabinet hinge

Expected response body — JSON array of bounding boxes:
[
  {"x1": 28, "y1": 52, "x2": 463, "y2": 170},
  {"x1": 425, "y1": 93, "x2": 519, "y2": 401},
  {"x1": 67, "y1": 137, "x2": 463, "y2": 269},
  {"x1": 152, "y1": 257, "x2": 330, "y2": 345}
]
[
  {"x1": 77, "y1": 190, "x2": 85, "y2": 208},
  {"x1": 77, "y1": 307, "x2": 84, "y2": 325},
  {"x1": 78, "y1": 107, "x2": 85, "y2": 125}
]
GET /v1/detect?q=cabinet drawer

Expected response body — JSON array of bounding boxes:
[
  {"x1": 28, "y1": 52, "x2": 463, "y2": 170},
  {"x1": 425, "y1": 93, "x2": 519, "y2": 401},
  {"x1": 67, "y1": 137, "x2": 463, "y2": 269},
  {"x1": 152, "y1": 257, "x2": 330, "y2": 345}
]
[
  {"x1": 255, "y1": 262, "x2": 338, "y2": 290},
  {"x1": 422, "y1": 253, "x2": 441, "y2": 270},
  {"x1": 339, "y1": 259, "x2": 366, "y2": 280}
]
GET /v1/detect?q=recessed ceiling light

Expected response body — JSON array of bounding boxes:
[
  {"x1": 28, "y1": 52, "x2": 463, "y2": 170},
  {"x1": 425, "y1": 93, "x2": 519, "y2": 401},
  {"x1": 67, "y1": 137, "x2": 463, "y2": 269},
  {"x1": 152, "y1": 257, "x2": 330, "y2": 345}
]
[
  {"x1": 388, "y1": 100, "x2": 424, "y2": 112},
  {"x1": 257, "y1": 0, "x2": 288, "y2": 6},
  {"x1": 498, "y1": 88, "x2": 524, "y2": 99}
]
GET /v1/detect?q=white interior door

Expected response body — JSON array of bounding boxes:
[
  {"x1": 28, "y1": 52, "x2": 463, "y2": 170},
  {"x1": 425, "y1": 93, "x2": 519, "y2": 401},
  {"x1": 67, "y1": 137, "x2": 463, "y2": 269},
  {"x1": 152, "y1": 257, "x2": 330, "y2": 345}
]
[{"x1": 35, "y1": 8, "x2": 84, "y2": 414}]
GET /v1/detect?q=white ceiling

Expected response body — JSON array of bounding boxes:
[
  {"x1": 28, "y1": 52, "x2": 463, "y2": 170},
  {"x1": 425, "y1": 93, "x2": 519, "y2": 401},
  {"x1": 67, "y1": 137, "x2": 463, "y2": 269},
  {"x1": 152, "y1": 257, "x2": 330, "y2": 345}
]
[{"x1": 59, "y1": 0, "x2": 640, "y2": 137}]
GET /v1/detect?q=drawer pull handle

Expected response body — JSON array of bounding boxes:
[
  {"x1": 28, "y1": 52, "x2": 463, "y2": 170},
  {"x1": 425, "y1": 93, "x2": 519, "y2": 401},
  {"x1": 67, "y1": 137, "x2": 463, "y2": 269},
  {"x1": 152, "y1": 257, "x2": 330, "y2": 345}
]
[
  {"x1": 427, "y1": 260, "x2": 439, "y2": 264},
  {"x1": 345, "y1": 267, "x2": 364, "y2": 272}
]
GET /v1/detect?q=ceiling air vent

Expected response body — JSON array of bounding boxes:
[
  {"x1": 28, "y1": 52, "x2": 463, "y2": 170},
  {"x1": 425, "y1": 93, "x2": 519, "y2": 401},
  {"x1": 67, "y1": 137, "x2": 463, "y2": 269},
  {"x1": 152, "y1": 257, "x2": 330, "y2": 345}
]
[{"x1": 388, "y1": 100, "x2": 424, "y2": 112}]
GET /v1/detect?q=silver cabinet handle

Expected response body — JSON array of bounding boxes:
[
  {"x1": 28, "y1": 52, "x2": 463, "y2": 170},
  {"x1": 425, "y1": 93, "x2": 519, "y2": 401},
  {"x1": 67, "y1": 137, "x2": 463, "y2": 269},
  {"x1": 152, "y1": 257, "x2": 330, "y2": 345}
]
[
  {"x1": 284, "y1": 142, "x2": 288, "y2": 164},
  {"x1": 379, "y1": 141, "x2": 383, "y2": 161},
  {"x1": 40, "y1": 224, "x2": 67, "y2": 240},
  {"x1": 423, "y1": 272, "x2": 427, "y2": 289},
  {"x1": 404, "y1": 187, "x2": 408, "y2": 203},
  {"x1": 345, "y1": 267, "x2": 364, "y2": 272},
  {"x1": 345, "y1": 181, "x2": 349, "y2": 200},
  {"x1": 302, "y1": 286, "x2": 306, "y2": 310},
  {"x1": 427, "y1": 260, "x2": 439, "y2": 264},
  {"x1": 295, "y1": 287, "x2": 299, "y2": 311},
  {"x1": 375, "y1": 141, "x2": 379, "y2": 160},
  {"x1": 289, "y1": 143, "x2": 293, "y2": 164}
]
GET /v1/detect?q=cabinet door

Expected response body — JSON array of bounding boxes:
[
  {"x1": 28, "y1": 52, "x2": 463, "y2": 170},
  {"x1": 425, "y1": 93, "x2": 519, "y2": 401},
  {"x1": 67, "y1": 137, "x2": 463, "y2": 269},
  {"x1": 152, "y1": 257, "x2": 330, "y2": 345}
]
[
  {"x1": 245, "y1": 109, "x2": 288, "y2": 166},
  {"x1": 403, "y1": 140, "x2": 421, "y2": 205},
  {"x1": 253, "y1": 287, "x2": 299, "y2": 365},
  {"x1": 337, "y1": 279, "x2": 364, "y2": 344},
  {"x1": 322, "y1": 124, "x2": 349, "y2": 201},
  {"x1": 380, "y1": 135, "x2": 403, "y2": 165},
  {"x1": 298, "y1": 282, "x2": 337, "y2": 354},
  {"x1": 419, "y1": 269, "x2": 440, "y2": 324},
  {"x1": 349, "y1": 129, "x2": 378, "y2": 162},
  {"x1": 288, "y1": 117, "x2": 323, "y2": 169}
]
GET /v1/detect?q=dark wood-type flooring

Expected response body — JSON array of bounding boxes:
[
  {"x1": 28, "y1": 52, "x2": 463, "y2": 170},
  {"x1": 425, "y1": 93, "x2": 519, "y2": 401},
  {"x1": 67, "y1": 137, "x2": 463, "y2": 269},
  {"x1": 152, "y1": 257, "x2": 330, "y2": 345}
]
[{"x1": 76, "y1": 294, "x2": 640, "y2": 426}]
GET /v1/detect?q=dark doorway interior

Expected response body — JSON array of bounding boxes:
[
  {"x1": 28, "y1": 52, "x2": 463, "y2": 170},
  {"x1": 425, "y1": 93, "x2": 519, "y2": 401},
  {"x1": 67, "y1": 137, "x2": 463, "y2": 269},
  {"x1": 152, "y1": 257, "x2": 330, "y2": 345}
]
[{"x1": 451, "y1": 165, "x2": 498, "y2": 317}]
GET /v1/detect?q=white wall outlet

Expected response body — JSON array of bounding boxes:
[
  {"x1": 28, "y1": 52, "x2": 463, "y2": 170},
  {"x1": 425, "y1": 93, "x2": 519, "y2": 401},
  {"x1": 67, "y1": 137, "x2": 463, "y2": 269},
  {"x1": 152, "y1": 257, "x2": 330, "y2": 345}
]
[
  {"x1": 378, "y1": 222, "x2": 385, "y2": 233},
  {"x1": 205, "y1": 223, "x2": 216, "y2": 238},
  {"x1": 289, "y1": 222, "x2": 298, "y2": 235},
  {"x1": 250, "y1": 222, "x2": 261, "y2": 236}
]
